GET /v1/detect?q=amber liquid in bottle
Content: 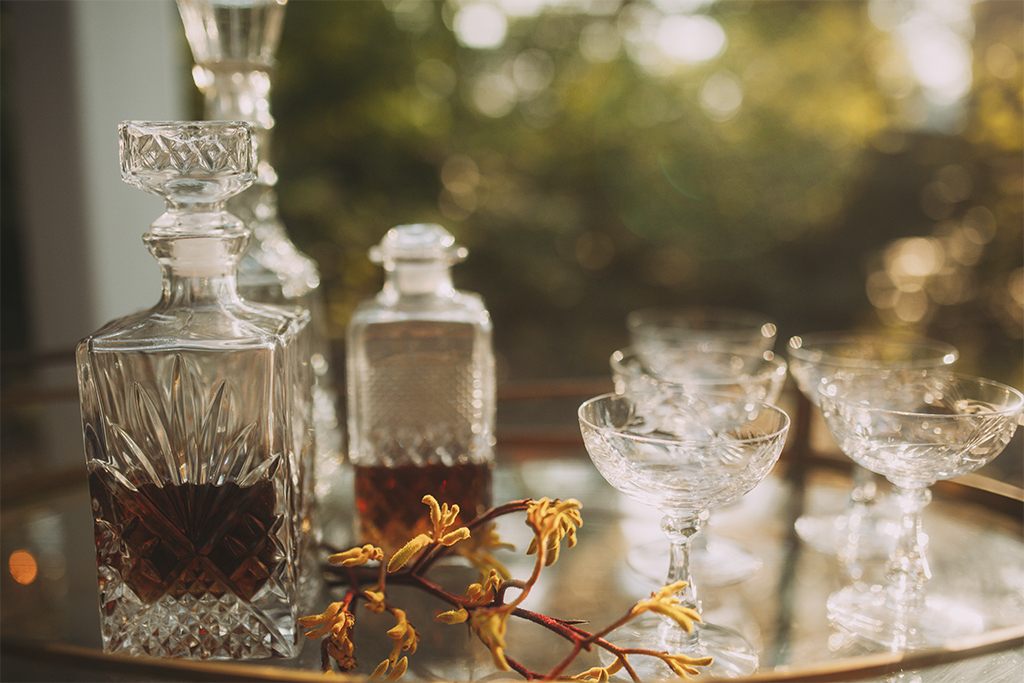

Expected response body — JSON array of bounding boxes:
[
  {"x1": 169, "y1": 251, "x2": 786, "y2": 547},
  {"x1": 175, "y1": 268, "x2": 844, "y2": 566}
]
[
  {"x1": 353, "y1": 462, "x2": 492, "y2": 555},
  {"x1": 89, "y1": 472, "x2": 283, "y2": 604}
]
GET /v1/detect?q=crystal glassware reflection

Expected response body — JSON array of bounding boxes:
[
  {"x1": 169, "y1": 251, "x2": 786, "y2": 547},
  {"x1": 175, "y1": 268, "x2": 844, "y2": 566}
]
[
  {"x1": 787, "y1": 334, "x2": 958, "y2": 561},
  {"x1": 819, "y1": 370, "x2": 1023, "y2": 650},
  {"x1": 579, "y1": 392, "x2": 789, "y2": 678},
  {"x1": 626, "y1": 307, "x2": 777, "y2": 377},
  {"x1": 611, "y1": 347, "x2": 787, "y2": 586}
]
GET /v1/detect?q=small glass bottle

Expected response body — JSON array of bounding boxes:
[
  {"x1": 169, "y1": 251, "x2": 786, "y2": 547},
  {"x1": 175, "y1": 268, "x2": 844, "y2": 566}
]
[
  {"x1": 76, "y1": 121, "x2": 310, "y2": 659},
  {"x1": 347, "y1": 224, "x2": 496, "y2": 554}
]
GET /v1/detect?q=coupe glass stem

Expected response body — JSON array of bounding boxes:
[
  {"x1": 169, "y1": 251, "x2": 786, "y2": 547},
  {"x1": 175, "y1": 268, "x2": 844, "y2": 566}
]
[
  {"x1": 885, "y1": 484, "x2": 932, "y2": 617},
  {"x1": 660, "y1": 511, "x2": 706, "y2": 646}
]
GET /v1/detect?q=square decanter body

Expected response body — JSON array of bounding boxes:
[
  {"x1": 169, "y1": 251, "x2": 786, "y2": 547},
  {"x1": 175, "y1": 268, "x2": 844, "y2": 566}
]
[
  {"x1": 76, "y1": 121, "x2": 314, "y2": 660},
  {"x1": 77, "y1": 294, "x2": 311, "y2": 659},
  {"x1": 347, "y1": 294, "x2": 495, "y2": 469}
]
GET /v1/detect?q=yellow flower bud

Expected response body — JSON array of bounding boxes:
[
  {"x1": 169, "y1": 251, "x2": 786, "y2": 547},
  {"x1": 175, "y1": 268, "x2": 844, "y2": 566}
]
[
  {"x1": 435, "y1": 608, "x2": 470, "y2": 624},
  {"x1": 387, "y1": 534, "x2": 431, "y2": 572}
]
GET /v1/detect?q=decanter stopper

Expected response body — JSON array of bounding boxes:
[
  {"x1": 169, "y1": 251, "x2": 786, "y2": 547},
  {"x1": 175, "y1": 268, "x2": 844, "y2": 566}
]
[
  {"x1": 119, "y1": 120, "x2": 256, "y2": 231},
  {"x1": 370, "y1": 223, "x2": 469, "y2": 296},
  {"x1": 177, "y1": 0, "x2": 285, "y2": 131}
]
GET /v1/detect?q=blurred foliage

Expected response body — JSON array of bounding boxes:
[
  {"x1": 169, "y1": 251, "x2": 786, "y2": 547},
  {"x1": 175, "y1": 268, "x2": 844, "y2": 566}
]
[{"x1": 268, "y1": 0, "x2": 1022, "y2": 385}]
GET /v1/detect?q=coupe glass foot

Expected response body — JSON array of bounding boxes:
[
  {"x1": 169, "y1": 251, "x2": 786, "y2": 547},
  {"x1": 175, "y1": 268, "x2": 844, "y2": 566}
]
[
  {"x1": 602, "y1": 614, "x2": 758, "y2": 680},
  {"x1": 827, "y1": 584, "x2": 985, "y2": 650}
]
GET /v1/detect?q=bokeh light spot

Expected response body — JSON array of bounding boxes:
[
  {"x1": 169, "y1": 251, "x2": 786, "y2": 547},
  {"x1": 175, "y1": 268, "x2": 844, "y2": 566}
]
[
  {"x1": 893, "y1": 289, "x2": 930, "y2": 323},
  {"x1": 962, "y1": 206, "x2": 997, "y2": 243},
  {"x1": 985, "y1": 43, "x2": 1017, "y2": 80},
  {"x1": 471, "y1": 72, "x2": 517, "y2": 117},
  {"x1": 512, "y1": 49, "x2": 555, "y2": 96},
  {"x1": 9, "y1": 549, "x2": 38, "y2": 585},
  {"x1": 700, "y1": 71, "x2": 743, "y2": 121},
  {"x1": 441, "y1": 154, "x2": 481, "y2": 195},
  {"x1": 580, "y1": 21, "x2": 621, "y2": 63},
  {"x1": 390, "y1": 0, "x2": 434, "y2": 33},
  {"x1": 867, "y1": 270, "x2": 899, "y2": 309},
  {"x1": 888, "y1": 237, "x2": 944, "y2": 279},
  {"x1": 454, "y1": 2, "x2": 508, "y2": 49},
  {"x1": 898, "y1": 14, "x2": 972, "y2": 105},
  {"x1": 1010, "y1": 268, "x2": 1024, "y2": 307},
  {"x1": 656, "y1": 14, "x2": 726, "y2": 64}
]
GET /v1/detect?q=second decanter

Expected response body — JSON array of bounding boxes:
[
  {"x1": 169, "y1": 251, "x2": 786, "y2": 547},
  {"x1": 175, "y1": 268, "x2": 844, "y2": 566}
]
[{"x1": 347, "y1": 224, "x2": 496, "y2": 555}]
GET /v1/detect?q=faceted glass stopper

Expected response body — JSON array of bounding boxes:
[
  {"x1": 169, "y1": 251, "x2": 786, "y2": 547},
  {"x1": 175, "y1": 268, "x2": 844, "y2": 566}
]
[
  {"x1": 370, "y1": 223, "x2": 469, "y2": 266},
  {"x1": 119, "y1": 120, "x2": 256, "y2": 206}
]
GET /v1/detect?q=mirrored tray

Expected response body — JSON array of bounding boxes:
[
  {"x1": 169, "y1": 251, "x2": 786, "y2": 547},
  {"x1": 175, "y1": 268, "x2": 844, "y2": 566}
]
[{"x1": 2, "y1": 387, "x2": 1022, "y2": 682}]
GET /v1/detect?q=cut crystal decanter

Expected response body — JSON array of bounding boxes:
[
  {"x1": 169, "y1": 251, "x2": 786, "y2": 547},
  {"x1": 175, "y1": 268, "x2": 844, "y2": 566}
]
[
  {"x1": 177, "y1": 0, "x2": 342, "y2": 499},
  {"x1": 76, "y1": 121, "x2": 312, "y2": 659},
  {"x1": 346, "y1": 224, "x2": 496, "y2": 554}
]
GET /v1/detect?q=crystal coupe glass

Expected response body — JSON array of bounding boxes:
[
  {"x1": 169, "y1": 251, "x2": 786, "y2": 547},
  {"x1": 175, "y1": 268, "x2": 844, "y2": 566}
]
[
  {"x1": 612, "y1": 347, "x2": 787, "y2": 586},
  {"x1": 625, "y1": 307, "x2": 779, "y2": 591},
  {"x1": 819, "y1": 370, "x2": 1023, "y2": 650},
  {"x1": 787, "y1": 334, "x2": 958, "y2": 560},
  {"x1": 579, "y1": 392, "x2": 789, "y2": 678},
  {"x1": 626, "y1": 307, "x2": 777, "y2": 377}
]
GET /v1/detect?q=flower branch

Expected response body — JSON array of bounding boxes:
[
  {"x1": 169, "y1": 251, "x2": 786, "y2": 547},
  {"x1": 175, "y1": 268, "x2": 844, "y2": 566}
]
[{"x1": 305, "y1": 495, "x2": 712, "y2": 680}]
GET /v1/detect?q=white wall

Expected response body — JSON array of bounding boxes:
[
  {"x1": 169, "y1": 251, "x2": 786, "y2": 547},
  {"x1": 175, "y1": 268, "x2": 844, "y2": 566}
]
[
  {"x1": 10, "y1": 0, "x2": 185, "y2": 351},
  {"x1": 72, "y1": 0, "x2": 185, "y2": 329},
  {"x1": 7, "y1": 0, "x2": 185, "y2": 470}
]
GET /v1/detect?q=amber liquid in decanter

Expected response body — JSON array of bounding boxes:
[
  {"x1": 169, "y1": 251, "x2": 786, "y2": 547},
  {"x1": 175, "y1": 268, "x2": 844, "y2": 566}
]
[
  {"x1": 90, "y1": 473, "x2": 281, "y2": 603},
  {"x1": 353, "y1": 462, "x2": 492, "y2": 555}
]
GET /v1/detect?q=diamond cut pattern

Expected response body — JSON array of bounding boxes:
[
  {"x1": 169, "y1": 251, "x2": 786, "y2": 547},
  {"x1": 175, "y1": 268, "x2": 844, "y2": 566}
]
[
  {"x1": 124, "y1": 123, "x2": 253, "y2": 176},
  {"x1": 104, "y1": 592, "x2": 290, "y2": 659}
]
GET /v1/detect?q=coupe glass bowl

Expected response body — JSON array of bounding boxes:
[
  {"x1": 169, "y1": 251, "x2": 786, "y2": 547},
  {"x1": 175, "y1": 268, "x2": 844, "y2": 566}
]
[
  {"x1": 787, "y1": 333, "x2": 958, "y2": 562},
  {"x1": 611, "y1": 347, "x2": 788, "y2": 585},
  {"x1": 579, "y1": 392, "x2": 790, "y2": 678},
  {"x1": 626, "y1": 307, "x2": 776, "y2": 378}
]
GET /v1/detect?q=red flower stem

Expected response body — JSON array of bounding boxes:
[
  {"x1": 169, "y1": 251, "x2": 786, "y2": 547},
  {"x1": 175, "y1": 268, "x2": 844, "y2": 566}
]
[
  {"x1": 509, "y1": 606, "x2": 589, "y2": 639},
  {"x1": 546, "y1": 642, "x2": 585, "y2": 679},
  {"x1": 503, "y1": 654, "x2": 539, "y2": 680},
  {"x1": 413, "y1": 499, "x2": 534, "y2": 574},
  {"x1": 320, "y1": 638, "x2": 331, "y2": 673}
]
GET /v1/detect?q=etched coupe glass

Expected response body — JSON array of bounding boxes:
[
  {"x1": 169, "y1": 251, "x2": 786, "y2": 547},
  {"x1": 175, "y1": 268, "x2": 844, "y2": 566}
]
[
  {"x1": 787, "y1": 334, "x2": 958, "y2": 562},
  {"x1": 579, "y1": 392, "x2": 789, "y2": 679},
  {"x1": 76, "y1": 121, "x2": 311, "y2": 659},
  {"x1": 624, "y1": 306, "x2": 781, "y2": 587},
  {"x1": 819, "y1": 369, "x2": 1022, "y2": 650},
  {"x1": 626, "y1": 306, "x2": 777, "y2": 377},
  {"x1": 611, "y1": 347, "x2": 788, "y2": 586}
]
